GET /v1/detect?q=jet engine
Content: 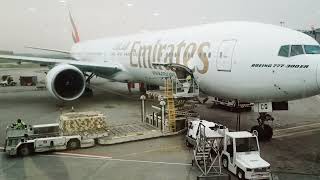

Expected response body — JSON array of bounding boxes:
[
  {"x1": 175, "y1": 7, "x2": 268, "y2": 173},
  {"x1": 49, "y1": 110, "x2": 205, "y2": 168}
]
[{"x1": 46, "y1": 64, "x2": 86, "y2": 101}]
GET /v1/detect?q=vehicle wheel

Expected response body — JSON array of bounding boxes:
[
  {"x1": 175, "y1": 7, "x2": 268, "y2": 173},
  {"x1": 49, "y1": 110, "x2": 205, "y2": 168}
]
[
  {"x1": 18, "y1": 145, "x2": 32, "y2": 156},
  {"x1": 222, "y1": 156, "x2": 228, "y2": 169},
  {"x1": 67, "y1": 139, "x2": 80, "y2": 150},
  {"x1": 186, "y1": 140, "x2": 192, "y2": 147},
  {"x1": 237, "y1": 169, "x2": 245, "y2": 180}
]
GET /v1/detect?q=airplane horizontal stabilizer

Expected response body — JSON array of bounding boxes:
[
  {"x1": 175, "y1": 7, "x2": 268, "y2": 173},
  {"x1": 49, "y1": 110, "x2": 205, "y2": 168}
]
[{"x1": 25, "y1": 46, "x2": 70, "y2": 54}]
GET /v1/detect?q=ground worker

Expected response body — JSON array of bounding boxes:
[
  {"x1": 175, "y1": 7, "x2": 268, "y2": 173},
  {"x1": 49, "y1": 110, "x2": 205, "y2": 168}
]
[
  {"x1": 186, "y1": 74, "x2": 193, "y2": 93},
  {"x1": 186, "y1": 74, "x2": 192, "y2": 82},
  {"x1": 15, "y1": 119, "x2": 26, "y2": 130}
]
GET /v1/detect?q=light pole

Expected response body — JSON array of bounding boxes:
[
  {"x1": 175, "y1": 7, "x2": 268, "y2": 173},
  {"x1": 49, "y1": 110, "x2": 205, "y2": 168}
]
[
  {"x1": 160, "y1": 99, "x2": 166, "y2": 133},
  {"x1": 140, "y1": 95, "x2": 146, "y2": 123}
]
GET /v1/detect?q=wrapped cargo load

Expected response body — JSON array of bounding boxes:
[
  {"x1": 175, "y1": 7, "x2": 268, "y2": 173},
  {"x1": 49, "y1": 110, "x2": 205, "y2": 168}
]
[{"x1": 59, "y1": 111, "x2": 108, "y2": 139}]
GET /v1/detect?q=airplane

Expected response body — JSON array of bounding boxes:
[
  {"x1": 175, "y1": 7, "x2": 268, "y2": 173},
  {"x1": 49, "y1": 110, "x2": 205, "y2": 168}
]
[{"x1": 1, "y1": 9, "x2": 320, "y2": 141}]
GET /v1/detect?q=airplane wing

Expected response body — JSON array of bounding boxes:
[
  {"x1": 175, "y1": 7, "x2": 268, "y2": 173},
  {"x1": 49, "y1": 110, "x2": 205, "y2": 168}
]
[{"x1": 0, "y1": 54, "x2": 123, "y2": 74}]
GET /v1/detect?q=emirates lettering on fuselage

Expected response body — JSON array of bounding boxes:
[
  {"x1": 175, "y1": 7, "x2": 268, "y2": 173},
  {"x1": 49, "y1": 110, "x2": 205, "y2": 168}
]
[{"x1": 129, "y1": 41, "x2": 210, "y2": 74}]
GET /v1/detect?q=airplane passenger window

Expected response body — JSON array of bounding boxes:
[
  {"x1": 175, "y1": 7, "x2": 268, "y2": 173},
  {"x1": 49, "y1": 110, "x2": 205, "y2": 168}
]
[
  {"x1": 304, "y1": 45, "x2": 320, "y2": 54},
  {"x1": 290, "y1": 45, "x2": 304, "y2": 56},
  {"x1": 278, "y1": 45, "x2": 289, "y2": 57}
]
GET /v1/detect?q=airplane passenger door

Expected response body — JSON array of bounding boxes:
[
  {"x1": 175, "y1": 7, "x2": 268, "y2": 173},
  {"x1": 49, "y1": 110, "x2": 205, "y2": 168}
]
[{"x1": 216, "y1": 40, "x2": 237, "y2": 72}]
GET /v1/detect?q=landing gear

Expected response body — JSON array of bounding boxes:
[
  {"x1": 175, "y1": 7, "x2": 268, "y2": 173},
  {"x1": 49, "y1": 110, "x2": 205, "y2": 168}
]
[
  {"x1": 82, "y1": 73, "x2": 95, "y2": 97},
  {"x1": 85, "y1": 73, "x2": 95, "y2": 84},
  {"x1": 83, "y1": 87, "x2": 93, "y2": 97},
  {"x1": 251, "y1": 113, "x2": 274, "y2": 141}
]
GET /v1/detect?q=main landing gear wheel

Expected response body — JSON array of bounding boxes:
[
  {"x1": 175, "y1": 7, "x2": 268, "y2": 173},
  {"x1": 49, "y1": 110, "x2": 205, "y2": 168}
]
[
  {"x1": 84, "y1": 87, "x2": 93, "y2": 97},
  {"x1": 251, "y1": 113, "x2": 274, "y2": 141}
]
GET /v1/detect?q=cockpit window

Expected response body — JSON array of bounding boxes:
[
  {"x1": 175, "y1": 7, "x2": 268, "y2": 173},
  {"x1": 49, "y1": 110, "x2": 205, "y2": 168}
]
[
  {"x1": 304, "y1": 45, "x2": 320, "y2": 54},
  {"x1": 290, "y1": 45, "x2": 304, "y2": 56},
  {"x1": 278, "y1": 45, "x2": 290, "y2": 57}
]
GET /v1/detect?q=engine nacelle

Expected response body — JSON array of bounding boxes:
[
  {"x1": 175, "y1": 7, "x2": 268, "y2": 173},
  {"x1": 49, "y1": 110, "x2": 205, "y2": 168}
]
[{"x1": 46, "y1": 64, "x2": 86, "y2": 101}]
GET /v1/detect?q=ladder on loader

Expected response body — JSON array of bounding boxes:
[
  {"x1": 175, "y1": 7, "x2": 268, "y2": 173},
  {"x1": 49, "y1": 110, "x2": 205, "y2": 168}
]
[
  {"x1": 165, "y1": 79, "x2": 176, "y2": 132},
  {"x1": 192, "y1": 123, "x2": 225, "y2": 179}
]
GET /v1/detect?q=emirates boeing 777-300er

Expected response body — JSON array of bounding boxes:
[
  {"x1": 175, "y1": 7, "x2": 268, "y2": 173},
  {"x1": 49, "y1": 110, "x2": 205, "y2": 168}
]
[{"x1": 1, "y1": 10, "x2": 320, "y2": 140}]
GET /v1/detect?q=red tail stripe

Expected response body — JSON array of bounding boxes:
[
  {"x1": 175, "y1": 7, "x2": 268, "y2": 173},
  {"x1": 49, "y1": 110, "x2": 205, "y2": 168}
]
[{"x1": 68, "y1": 10, "x2": 80, "y2": 43}]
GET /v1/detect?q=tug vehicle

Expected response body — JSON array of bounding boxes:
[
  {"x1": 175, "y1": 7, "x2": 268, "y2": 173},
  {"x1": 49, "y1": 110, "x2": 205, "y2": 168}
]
[{"x1": 4, "y1": 111, "x2": 108, "y2": 156}]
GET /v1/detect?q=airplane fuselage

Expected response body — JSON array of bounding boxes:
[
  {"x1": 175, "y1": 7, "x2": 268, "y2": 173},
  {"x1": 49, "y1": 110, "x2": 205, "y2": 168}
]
[{"x1": 71, "y1": 22, "x2": 320, "y2": 102}]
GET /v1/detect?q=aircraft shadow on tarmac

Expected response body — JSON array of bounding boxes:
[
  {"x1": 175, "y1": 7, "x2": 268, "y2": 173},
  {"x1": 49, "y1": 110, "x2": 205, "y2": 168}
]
[{"x1": 0, "y1": 153, "x2": 70, "y2": 180}]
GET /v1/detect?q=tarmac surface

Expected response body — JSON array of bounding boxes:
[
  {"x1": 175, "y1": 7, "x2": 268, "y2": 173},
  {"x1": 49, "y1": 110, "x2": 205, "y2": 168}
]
[{"x1": 0, "y1": 67, "x2": 320, "y2": 180}]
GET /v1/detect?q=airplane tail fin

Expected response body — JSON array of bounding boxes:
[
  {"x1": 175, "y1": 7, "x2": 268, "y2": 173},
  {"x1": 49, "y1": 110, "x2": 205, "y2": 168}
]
[
  {"x1": 23, "y1": 5, "x2": 79, "y2": 54},
  {"x1": 68, "y1": 7, "x2": 80, "y2": 43}
]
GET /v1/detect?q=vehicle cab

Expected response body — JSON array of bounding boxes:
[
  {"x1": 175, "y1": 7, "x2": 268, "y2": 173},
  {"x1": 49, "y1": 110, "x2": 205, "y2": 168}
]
[
  {"x1": 4, "y1": 124, "x2": 33, "y2": 156},
  {"x1": 221, "y1": 131, "x2": 271, "y2": 179},
  {"x1": 4, "y1": 123, "x2": 60, "y2": 156}
]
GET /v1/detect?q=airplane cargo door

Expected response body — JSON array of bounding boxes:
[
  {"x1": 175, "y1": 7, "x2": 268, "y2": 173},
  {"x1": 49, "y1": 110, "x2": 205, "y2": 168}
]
[{"x1": 216, "y1": 40, "x2": 237, "y2": 72}]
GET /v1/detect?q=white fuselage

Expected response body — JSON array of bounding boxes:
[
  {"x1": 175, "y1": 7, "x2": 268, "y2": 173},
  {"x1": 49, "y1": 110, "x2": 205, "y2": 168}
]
[{"x1": 70, "y1": 21, "x2": 320, "y2": 102}]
